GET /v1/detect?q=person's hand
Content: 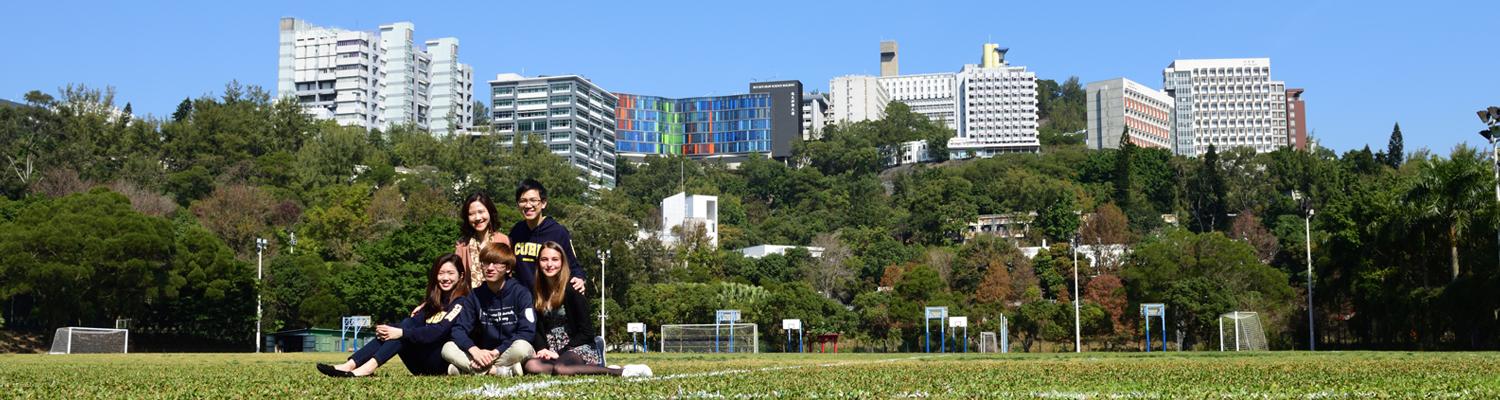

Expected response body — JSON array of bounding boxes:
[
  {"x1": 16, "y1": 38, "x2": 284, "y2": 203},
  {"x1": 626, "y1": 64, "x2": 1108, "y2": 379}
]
[
  {"x1": 409, "y1": 303, "x2": 424, "y2": 317},
  {"x1": 468, "y1": 347, "x2": 496, "y2": 369},
  {"x1": 376, "y1": 325, "x2": 403, "y2": 341},
  {"x1": 570, "y1": 277, "x2": 586, "y2": 294},
  {"x1": 535, "y1": 349, "x2": 559, "y2": 360}
]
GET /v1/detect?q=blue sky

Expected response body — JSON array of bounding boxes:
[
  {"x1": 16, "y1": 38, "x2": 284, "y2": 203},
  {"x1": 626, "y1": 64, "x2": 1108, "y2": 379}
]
[{"x1": 4, "y1": 0, "x2": 1495, "y2": 154}]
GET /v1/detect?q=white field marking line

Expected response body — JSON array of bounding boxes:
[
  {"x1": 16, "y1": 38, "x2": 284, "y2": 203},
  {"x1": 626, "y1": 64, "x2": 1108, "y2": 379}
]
[{"x1": 457, "y1": 355, "x2": 946, "y2": 398}]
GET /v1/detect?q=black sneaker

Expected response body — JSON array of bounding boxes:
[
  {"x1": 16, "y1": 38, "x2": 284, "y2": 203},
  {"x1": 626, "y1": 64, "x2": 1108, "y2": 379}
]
[{"x1": 317, "y1": 363, "x2": 354, "y2": 378}]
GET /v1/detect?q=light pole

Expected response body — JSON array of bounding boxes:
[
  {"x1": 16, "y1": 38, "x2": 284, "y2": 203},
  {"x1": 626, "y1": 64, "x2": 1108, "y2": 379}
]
[
  {"x1": 1070, "y1": 237, "x2": 1081, "y2": 353},
  {"x1": 1291, "y1": 191, "x2": 1314, "y2": 351},
  {"x1": 1477, "y1": 107, "x2": 1500, "y2": 267},
  {"x1": 255, "y1": 237, "x2": 268, "y2": 353}
]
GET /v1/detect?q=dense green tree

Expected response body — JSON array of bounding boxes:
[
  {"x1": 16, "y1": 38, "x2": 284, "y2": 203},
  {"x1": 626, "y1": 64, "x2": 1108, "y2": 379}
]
[{"x1": 1387, "y1": 123, "x2": 1404, "y2": 169}]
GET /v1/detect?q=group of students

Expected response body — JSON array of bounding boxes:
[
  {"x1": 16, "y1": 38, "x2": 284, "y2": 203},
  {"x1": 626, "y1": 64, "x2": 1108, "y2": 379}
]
[{"x1": 315, "y1": 179, "x2": 652, "y2": 378}]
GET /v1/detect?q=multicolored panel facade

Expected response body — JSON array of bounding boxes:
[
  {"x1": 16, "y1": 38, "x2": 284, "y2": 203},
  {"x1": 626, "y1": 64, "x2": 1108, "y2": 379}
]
[{"x1": 615, "y1": 93, "x2": 772, "y2": 158}]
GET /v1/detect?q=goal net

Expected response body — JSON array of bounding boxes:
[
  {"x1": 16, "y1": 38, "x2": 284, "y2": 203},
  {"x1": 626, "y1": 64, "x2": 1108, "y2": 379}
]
[
  {"x1": 659, "y1": 323, "x2": 758, "y2": 353},
  {"x1": 979, "y1": 332, "x2": 998, "y2": 353},
  {"x1": 1218, "y1": 311, "x2": 1268, "y2": 351},
  {"x1": 49, "y1": 327, "x2": 129, "y2": 354}
]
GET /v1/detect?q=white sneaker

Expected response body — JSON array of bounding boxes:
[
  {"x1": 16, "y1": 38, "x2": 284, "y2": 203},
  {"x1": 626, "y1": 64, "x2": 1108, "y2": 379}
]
[
  {"x1": 607, "y1": 365, "x2": 620, "y2": 369},
  {"x1": 488, "y1": 363, "x2": 513, "y2": 377},
  {"x1": 621, "y1": 364, "x2": 653, "y2": 377},
  {"x1": 447, "y1": 364, "x2": 460, "y2": 375},
  {"x1": 511, "y1": 362, "x2": 524, "y2": 377}
]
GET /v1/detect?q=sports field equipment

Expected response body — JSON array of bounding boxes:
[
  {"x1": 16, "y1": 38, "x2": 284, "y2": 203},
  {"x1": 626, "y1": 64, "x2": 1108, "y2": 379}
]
[
  {"x1": 48, "y1": 327, "x2": 128, "y2": 354},
  {"x1": 659, "y1": 323, "x2": 758, "y2": 353},
  {"x1": 1141, "y1": 303, "x2": 1167, "y2": 352},
  {"x1": 1218, "y1": 311, "x2": 1269, "y2": 351}
]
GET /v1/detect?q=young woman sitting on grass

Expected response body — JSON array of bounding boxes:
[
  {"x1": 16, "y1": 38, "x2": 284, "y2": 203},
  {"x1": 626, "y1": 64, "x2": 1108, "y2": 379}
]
[
  {"x1": 317, "y1": 254, "x2": 470, "y2": 377},
  {"x1": 523, "y1": 241, "x2": 651, "y2": 377}
]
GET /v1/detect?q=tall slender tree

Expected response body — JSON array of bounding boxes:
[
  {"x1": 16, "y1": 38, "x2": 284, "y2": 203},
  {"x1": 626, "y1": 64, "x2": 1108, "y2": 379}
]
[
  {"x1": 1114, "y1": 128, "x2": 1135, "y2": 210},
  {"x1": 1387, "y1": 123, "x2": 1404, "y2": 169}
]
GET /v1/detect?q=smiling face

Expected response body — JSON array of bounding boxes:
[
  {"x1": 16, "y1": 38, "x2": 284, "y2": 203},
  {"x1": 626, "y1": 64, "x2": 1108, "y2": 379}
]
[
  {"x1": 436, "y1": 262, "x2": 460, "y2": 293},
  {"x1": 467, "y1": 201, "x2": 491, "y2": 233},
  {"x1": 517, "y1": 189, "x2": 547, "y2": 224},
  {"x1": 539, "y1": 247, "x2": 564, "y2": 278}
]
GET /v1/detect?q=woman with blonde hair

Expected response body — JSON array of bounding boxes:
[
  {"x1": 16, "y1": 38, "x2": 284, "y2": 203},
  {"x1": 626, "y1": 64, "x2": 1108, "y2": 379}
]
[{"x1": 523, "y1": 241, "x2": 651, "y2": 377}]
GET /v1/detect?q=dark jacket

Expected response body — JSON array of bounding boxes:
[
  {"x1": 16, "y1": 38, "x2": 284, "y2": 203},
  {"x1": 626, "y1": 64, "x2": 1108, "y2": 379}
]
[
  {"x1": 529, "y1": 285, "x2": 594, "y2": 353},
  {"x1": 400, "y1": 297, "x2": 466, "y2": 345},
  {"x1": 451, "y1": 278, "x2": 536, "y2": 352},
  {"x1": 509, "y1": 217, "x2": 587, "y2": 290}
]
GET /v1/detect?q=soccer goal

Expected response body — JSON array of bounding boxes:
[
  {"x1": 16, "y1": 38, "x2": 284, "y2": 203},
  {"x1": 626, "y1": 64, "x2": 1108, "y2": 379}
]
[
  {"x1": 659, "y1": 323, "x2": 758, "y2": 353},
  {"x1": 49, "y1": 327, "x2": 129, "y2": 354},
  {"x1": 979, "y1": 332, "x2": 998, "y2": 353},
  {"x1": 1218, "y1": 311, "x2": 1268, "y2": 351}
]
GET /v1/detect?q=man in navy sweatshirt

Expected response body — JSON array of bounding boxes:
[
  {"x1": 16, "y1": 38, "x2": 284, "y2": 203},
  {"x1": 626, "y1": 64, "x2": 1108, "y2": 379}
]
[
  {"x1": 443, "y1": 242, "x2": 536, "y2": 376},
  {"x1": 510, "y1": 178, "x2": 588, "y2": 294}
]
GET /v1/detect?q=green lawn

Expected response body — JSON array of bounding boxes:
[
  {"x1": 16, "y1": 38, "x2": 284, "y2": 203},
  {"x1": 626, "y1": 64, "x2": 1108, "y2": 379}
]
[{"x1": 1, "y1": 351, "x2": 1496, "y2": 398}]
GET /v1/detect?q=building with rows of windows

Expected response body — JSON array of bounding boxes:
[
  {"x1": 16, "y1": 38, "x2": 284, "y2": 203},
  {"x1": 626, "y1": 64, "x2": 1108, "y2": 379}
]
[
  {"x1": 489, "y1": 73, "x2": 618, "y2": 188},
  {"x1": 1162, "y1": 58, "x2": 1288, "y2": 156},
  {"x1": 614, "y1": 93, "x2": 772, "y2": 164}
]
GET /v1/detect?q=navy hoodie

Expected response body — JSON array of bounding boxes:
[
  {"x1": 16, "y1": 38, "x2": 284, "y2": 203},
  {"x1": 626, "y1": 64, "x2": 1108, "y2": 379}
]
[
  {"x1": 400, "y1": 298, "x2": 466, "y2": 345},
  {"x1": 509, "y1": 217, "x2": 587, "y2": 290},
  {"x1": 451, "y1": 277, "x2": 536, "y2": 352}
]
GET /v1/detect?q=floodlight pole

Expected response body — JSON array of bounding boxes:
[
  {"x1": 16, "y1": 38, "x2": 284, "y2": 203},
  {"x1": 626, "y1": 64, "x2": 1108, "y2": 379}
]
[
  {"x1": 255, "y1": 237, "x2": 267, "y2": 354},
  {"x1": 1305, "y1": 208, "x2": 1314, "y2": 351},
  {"x1": 1071, "y1": 238, "x2": 1081, "y2": 353},
  {"x1": 1478, "y1": 107, "x2": 1500, "y2": 269},
  {"x1": 600, "y1": 249, "x2": 608, "y2": 353}
]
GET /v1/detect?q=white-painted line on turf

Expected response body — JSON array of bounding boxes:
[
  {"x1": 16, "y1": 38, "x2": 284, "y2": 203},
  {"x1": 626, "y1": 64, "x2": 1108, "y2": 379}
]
[{"x1": 457, "y1": 355, "x2": 947, "y2": 398}]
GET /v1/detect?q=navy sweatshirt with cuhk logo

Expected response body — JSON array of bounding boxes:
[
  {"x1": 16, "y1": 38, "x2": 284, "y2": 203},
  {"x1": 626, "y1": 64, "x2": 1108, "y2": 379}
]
[
  {"x1": 451, "y1": 277, "x2": 537, "y2": 352},
  {"x1": 509, "y1": 217, "x2": 587, "y2": 290}
]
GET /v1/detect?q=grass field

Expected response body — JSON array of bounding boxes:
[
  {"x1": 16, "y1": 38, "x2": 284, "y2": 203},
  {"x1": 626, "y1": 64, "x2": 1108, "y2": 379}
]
[{"x1": 2, "y1": 351, "x2": 1498, "y2": 398}]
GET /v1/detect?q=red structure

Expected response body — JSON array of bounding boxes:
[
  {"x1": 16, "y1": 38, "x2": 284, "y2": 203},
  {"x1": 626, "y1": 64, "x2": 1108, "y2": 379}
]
[
  {"x1": 816, "y1": 333, "x2": 840, "y2": 353},
  {"x1": 1286, "y1": 88, "x2": 1309, "y2": 150}
]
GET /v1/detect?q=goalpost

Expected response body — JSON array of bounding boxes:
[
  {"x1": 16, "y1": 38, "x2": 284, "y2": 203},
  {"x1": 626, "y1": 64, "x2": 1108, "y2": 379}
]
[
  {"x1": 1218, "y1": 311, "x2": 1269, "y2": 351},
  {"x1": 49, "y1": 327, "x2": 129, "y2": 354},
  {"x1": 659, "y1": 323, "x2": 758, "y2": 353}
]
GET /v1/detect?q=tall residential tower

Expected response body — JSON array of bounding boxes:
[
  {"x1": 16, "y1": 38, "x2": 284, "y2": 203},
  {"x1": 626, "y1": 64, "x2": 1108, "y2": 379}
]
[{"x1": 1162, "y1": 58, "x2": 1288, "y2": 156}]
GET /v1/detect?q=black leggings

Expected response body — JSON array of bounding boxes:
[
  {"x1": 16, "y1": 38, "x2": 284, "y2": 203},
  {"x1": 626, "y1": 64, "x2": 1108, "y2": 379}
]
[{"x1": 523, "y1": 351, "x2": 620, "y2": 376}]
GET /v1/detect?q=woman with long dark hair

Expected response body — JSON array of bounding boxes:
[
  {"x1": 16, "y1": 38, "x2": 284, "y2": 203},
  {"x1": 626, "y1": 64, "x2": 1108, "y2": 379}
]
[
  {"x1": 318, "y1": 254, "x2": 471, "y2": 377},
  {"x1": 457, "y1": 191, "x2": 511, "y2": 289},
  {"x1": 523, "y1": 242, "x2": 651, "y2": 377}
]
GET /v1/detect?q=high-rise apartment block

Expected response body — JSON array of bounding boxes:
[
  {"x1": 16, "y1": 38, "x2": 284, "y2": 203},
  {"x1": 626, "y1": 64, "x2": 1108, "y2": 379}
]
[
  {"x1": 1286, "y1": 88, "x2": 1308, "y2": 151},
  {"x1": 878, "y1": 73, "x2": 958, "y2": 131},
  {"x1": 842, "y1": 42, "x2": 1040, "y2": 158},
  {"x1": 426, "y1": 38, "x2": 473, "y2": 135},
  {"x1": 829, "y1": 75, "x2": 890, "y2": 124},
  {"x1": 489, "y1": 73, "x2": 618, "y2": 188},
  {"x1": 1085, "y1": 78, "x2": 1174, "y2": 150},
  {"x1": 801, "y1": 92, "x2": 832, "y2": 140},
  {"x1": 278, "y1": 18, "x2": 385, "y2": 130},
  {"x1": 278, "y1": 18, "x2": 472, "y2": 134},
  {"x1": 950, "y1": 46, "x2": 1040, "y2": 157},
  {"x1": 1162, "y1": 58, "x2": 1288, "y2": 156}
]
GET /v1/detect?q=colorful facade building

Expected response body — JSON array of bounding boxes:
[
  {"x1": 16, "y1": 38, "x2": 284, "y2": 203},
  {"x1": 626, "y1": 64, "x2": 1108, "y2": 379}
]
[{"x1": 614, "y1": 93, "x2": 772, "y2": 163}]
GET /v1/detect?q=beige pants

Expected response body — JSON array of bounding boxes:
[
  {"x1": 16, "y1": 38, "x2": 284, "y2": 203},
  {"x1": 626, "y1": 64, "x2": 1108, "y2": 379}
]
[{"x1": 442, "y1": 340, "x2": 535, "y2": 374}]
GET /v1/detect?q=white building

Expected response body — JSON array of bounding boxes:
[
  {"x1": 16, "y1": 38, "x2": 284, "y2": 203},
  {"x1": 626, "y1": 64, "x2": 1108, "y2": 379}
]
[
  {"x1": 379, "y1": 22, "x2": 430, "y2": 129},
  {"x1": 278, "y1": 18, "x2": 472, "y2": 134},
  {"x1": 661, "y1": 192, "x2": 718, "y2": 248},
  {"x1": 801, "y1": 92, "x2": 832, "y2": 140},
  {"x1": 489, "y1": 73, "x2": 619, "y2": 188},
  {"x1": 829, "y1": 75, "x2": 889, "y2": 124},
  {"x1": 878, "y1": 72, "x2": 958, "y2": 131},
  {"x1": 885, "y1": 139, "x2": 933, "y2": 166},
  {"x1": 1162, "y1": 58, "x2": 1288, "y2": 157},
  {"x1": 278, "y1": 17, "x2": 385, "y2": 130},
  {"x1": 738, "y1": 245, "x2": 825, "y2": 259},
  {"x1": 1085, "y1": 78, "x2": 1173, "y2": 150},
  {"x1": 426, "y1": 38, "x2": 473, "y2": 135},
  {"x1": 950, "y1": 56, "x2": 1040, "y2": 157}
]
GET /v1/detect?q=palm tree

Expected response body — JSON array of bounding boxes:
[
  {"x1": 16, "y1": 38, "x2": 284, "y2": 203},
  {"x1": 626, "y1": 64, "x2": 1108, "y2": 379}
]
[{"x1": 1404, "y1": 145, "x2": 1492, "y2": 281}]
